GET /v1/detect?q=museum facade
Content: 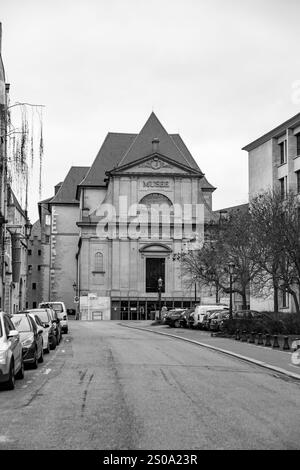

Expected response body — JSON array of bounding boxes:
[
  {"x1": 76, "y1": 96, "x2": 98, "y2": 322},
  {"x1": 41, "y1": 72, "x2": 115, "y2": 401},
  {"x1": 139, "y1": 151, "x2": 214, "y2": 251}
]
[{"x1": 37, "y1": 113, "x2": 217, "y2": 320}]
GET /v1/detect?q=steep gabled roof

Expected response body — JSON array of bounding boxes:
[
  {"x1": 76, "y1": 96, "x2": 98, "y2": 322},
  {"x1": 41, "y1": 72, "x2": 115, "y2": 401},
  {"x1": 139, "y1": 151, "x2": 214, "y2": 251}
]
[
  {"x1": 117, "y1": 112, "x2": 195, "y2": 168},
  {"x1": 79, "y1": 113, "x2": 212, "y2": 189},
  {"x1": 51, "y1": 166, "x2": 89, "y2": 204},
  {"x1": 79, "y1": 133, "x2": 136, "y2": 187}
]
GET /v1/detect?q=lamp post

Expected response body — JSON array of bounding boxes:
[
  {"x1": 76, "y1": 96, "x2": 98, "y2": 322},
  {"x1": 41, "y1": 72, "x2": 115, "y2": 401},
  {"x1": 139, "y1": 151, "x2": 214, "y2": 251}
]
[
  {"x1": 228, "y1": 262, "x2": 235, "y2": 319},
  {"x1": 158, "y1": 277, "x2": 163, "y2": 321}
]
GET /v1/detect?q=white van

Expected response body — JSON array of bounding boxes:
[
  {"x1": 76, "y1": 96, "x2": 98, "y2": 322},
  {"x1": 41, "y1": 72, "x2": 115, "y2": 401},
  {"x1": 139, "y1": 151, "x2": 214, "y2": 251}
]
[{"x1": 191, "y1": 304, "x2": 229, "y2": 329}]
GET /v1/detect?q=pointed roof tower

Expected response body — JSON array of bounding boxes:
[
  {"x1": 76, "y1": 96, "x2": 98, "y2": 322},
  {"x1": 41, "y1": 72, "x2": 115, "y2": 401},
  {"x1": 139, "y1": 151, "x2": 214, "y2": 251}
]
[{"x1": 117, "y1": 112, "x2": 195, "y2": 168}]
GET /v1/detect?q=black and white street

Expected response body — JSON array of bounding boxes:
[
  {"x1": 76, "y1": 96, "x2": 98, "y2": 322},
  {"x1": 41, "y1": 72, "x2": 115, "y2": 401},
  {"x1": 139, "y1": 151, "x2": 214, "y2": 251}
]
[{"x1": 0, "y1": 321, "x2": 299, "y2": 450}]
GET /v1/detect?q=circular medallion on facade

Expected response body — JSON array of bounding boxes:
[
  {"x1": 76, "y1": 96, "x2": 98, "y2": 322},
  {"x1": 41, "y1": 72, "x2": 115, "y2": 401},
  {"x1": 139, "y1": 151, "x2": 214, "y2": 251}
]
[{"x1": 151, "y1": 157, "x2": 161, "y2": 170}]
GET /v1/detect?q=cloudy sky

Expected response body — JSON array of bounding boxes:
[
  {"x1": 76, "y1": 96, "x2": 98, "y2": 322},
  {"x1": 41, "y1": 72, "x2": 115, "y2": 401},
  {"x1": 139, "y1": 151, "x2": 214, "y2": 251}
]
[{"x1": 1, "y1": 0, "x2": 300, "y2": 220}]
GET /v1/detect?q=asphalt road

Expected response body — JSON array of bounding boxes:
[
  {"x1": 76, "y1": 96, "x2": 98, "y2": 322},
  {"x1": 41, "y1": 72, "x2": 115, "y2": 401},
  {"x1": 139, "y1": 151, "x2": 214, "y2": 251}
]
[{"x1": 0, "y1": 320, "x2": 300, "y2": 450}]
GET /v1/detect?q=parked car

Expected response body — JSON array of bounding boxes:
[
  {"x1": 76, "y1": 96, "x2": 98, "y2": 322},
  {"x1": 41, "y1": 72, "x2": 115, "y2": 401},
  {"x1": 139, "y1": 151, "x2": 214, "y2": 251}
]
[
  {"x1": 0, "y1": 311, "x2": 24, "y2": 390},
  {"x1": 11, "y1": 313, "x2": 44, "y2": 369},
  {"x1": 165, "y1": 309, "x2": 186, "y2": 328},
  {"x1": 210, "y1": 310, "x2": 230, "y2": 331},
  {"x1": 179, "y1": 308, "x2": 196, "y2": 328},
  {"x1": 32, "y1": 309, "x2": 57, "y2": 350},
  {"x1": 219, "y1": 309, "x2": 275, "y2": 333},
  {"x1": 44, "y1": 308, "x2": 62, "y2": 344},
  {"x1": 191, "y1": 305, "x2": 229, "y2": 329},
  {"x1": 39, "y1": 302, "x2": 68, "y2": 334},
  {"x1": 25, "y1": 309, "x2": 56, "y2": 353}
]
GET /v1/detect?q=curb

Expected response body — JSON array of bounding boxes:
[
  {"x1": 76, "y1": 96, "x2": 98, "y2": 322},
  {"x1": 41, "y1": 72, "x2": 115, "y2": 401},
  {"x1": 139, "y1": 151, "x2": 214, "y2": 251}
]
[{"x1": 120, "y1": 323, "x2": 300, "y2": 382}]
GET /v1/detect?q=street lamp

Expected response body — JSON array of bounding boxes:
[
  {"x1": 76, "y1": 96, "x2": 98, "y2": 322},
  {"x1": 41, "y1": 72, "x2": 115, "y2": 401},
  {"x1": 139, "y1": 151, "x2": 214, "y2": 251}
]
[
  {"x1": 158, "y1": 277, "x2": 163, "y2": 321},
  {"x1": 228, "y1": 262, "x2": 235, "y2": 319}
]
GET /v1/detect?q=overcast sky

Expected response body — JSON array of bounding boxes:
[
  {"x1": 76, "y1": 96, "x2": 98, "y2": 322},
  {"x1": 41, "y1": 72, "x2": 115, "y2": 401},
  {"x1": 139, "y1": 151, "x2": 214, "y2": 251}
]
[{"x1": 1, "y1": 0, "x2": 300, "y2": 221}]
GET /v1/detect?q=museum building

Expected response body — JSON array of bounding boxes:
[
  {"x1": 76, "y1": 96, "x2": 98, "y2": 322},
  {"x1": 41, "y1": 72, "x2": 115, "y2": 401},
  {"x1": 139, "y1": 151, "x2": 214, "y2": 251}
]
[{"x1": 74, "y1": 113, "x2": 216, "y2": 320}]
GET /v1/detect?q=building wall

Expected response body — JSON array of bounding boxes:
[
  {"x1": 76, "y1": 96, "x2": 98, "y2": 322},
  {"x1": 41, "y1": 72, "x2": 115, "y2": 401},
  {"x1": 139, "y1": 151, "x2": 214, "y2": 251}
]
[
  {"x1": 78, "y1": 167, "x2": 211, "y2": 318},
  {"x1": 26, "y1": 220, "x2": 42, "y2": 309},
  {"x1": 49, "y1": 204, "x2": 80, "y2": 310},
  {"x1": 247, "y1": 118, "x2": 300, "y2": 313}
]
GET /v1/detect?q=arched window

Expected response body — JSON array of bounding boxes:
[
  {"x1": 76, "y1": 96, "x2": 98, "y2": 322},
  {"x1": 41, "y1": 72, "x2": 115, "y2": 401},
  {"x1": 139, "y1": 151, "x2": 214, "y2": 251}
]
[{"x1": 94, "y1": 252, "x2": 103, "y2": 271}]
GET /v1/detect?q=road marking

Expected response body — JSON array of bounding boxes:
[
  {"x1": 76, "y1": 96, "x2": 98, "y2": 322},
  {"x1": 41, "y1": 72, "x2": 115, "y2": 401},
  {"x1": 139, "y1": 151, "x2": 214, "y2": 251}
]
[
  {"x1": 43, "y1": 368, "x2": 51, "y2": 375},
  {"x1": 21, "y1": 385, "x2": 28, "y2": 389},
  {"x1": 26, "y1": 380, "x2": 33, "y2": 384}
]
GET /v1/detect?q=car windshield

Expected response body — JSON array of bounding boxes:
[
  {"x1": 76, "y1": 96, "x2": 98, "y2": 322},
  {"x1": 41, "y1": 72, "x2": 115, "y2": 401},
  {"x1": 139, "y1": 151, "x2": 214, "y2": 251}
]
[
  {"x1": 12, "y1": 315, "x2": 32, "y2": 332},
  {"x1": 36, "y1": 311, "x2": 49, "y2": 323}
]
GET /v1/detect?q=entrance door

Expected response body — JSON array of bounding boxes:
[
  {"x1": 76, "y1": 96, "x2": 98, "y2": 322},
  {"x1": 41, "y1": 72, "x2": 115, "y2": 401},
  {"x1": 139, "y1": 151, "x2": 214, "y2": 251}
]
[{"x1": 146, "y1": 258, "x2": 165, "y2": 293}]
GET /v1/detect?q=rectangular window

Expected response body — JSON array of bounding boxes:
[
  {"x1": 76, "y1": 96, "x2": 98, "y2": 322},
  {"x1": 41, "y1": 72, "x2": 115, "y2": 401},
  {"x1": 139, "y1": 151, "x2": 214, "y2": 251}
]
[
  {"x1": 146, "y1": 258, "x2": 165, "y2": 293},
  {"x1": 45, "y1": 215, "x2": 51, "y2": 226},
  {"x1": 32, "y1": 283, "x2": 36, "y2": 290},
  {"x1": 297, "y1": 170, "x2": 300, "y2": 193},
  {"x1": 279, "y1": 177, "x2": 285, "y2": 199},
  {"x1": 38, "y1": 250, "x2": 41, "y2": 256},
  {"x1": 297, "y1": 134, "x2": 300, "y2": 157},
  {"x1": 281, "y1": 289, "x2": 288, "y2": 308},
  {"x1": 279, "y1": 141, "x2": 286, "y2": 164},
  {"x1": 38, "y1": 265, "x2": 41, "y2": 271},
  {"x1": 28, "y1": 249, "x2": 32, "y2": 256},
  {"x1": 28, "y1": 265, "x2": 32, "y2": 273},
  {"x1": 33, "y1": 302, "x2": 37, "y2": 308},
  {"x1": 45, "y1": 235, "x2": 50, "y2": 244}
]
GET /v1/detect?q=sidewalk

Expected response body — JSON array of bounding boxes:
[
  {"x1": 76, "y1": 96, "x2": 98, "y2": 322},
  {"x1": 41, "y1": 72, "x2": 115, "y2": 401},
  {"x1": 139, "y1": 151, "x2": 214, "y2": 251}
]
[{"x1": 120, "y1": 321, "x2": 300, "y2": 381}]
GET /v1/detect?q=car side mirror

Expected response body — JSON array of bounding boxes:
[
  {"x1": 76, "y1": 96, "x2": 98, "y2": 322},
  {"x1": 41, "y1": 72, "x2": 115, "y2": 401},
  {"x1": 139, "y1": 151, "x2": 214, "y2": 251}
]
[{"x1": 8, "y1": 330, "x2": 19, "y2": 339}]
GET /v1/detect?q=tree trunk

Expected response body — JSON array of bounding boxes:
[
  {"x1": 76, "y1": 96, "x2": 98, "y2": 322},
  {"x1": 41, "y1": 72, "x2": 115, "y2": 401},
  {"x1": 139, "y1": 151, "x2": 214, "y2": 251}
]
[
  {"x1": 215, "y1": 282, "x2": 219, "y2": 304},
  {"x1": 241, "y1": 289, "x2": 247, "y2": 310},
  {"x1": 273, "y1": 283, "x2": 279, "y2": 313}
]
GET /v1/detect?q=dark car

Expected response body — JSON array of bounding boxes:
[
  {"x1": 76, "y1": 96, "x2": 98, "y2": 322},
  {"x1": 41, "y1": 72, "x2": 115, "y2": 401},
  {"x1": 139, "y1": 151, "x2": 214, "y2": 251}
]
[
  {"x1": 11, "y1": 313, "x2": 44, "y2": 369},
  {"x1": 28, "y1": 309, "x2": 57, "y2": 351},
  {"x1": 179, "y1": 308, "x2": 195, "y2": 328},
  {"x1": 165, "y1": 309, "x2": 186, "y2": 328},
  {"x1": 209, "y1": 310, "x2": 230, "y2": 331},
  {"x1": 46, "y1": 308, "x2": 62, "y2": 344}
]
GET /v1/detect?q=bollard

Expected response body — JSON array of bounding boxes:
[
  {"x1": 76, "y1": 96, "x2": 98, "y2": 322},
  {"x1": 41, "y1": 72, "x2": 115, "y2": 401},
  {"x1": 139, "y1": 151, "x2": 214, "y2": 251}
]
[
  {"x1": 272, "y1": 335, "x2": 280, "y2": 348},
  {"x1": 283, "y1": 336, "x2": 290, "y2": 350},
  {"x1": 265, "y1": 334, "x2": 271, "y2": 347},
  {"x1": 249, "y1": 331, "x2": 255, "y2": 344},
  {"x1": 241, "y1": 330, "x2": 247, "y2": 342},
  {"x1": 257, "y1": 333, "x2": 263, "y2": 345},
  {"x1": 235, "y1": 329, "x2": 240, "y2": 341}
]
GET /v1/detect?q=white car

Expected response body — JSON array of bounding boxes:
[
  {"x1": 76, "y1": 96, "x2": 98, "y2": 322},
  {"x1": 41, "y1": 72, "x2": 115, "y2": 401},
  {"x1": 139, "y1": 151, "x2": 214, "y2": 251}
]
[
  {"x1": 191, "y1": 304, "x2": 229, "y2": 329},
  {"x1": 27, "y1": 311, "x2": 51, "y2": 354},
  {"x1": 39, "y1": 302, "x2": 68, "y2": 334},
  {"x1": 0, "y1": 311, "x2": 24, "y2": 389}
]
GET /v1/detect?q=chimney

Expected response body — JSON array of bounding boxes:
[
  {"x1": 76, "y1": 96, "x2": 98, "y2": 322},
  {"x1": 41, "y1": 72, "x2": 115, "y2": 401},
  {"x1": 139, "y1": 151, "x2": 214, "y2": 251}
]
[{"x1": 152, "y1": 138, "x2": 159, "y2": 153}]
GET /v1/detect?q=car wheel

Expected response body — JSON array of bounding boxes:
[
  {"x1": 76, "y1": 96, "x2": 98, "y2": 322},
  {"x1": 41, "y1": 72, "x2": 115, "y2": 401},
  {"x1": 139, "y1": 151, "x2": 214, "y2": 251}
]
[
  {"x1": 32, "y1": 351, "x2": 38, "y2": 369},
  {"x1": 44, "y1": 341, "x2": 50, "y2": 354},
  {"x1": 38, "y1": 347, "x2": 44, "y2": 363},
  {"x1": 174, "y1": 320, "x2": 181, "y2": 328},
  {"x1": 50, "y1": 337, "x2": 56, "y2": 350},
  {"x1": 6, "y1": 361, "x2": 15, "y2": 390},
  {"x1": 15, "y1": 359, "x2": 24, "y2": 380},
  {"x1": 65, "y1": 328, "x2": 68, "y2": 334}
]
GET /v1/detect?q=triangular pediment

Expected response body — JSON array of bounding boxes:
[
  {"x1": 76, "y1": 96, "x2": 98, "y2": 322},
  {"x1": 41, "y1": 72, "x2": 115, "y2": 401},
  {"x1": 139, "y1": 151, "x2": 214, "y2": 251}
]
[{"x1": 106, "y1": 153, "x2": 204, "y2": 177}]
